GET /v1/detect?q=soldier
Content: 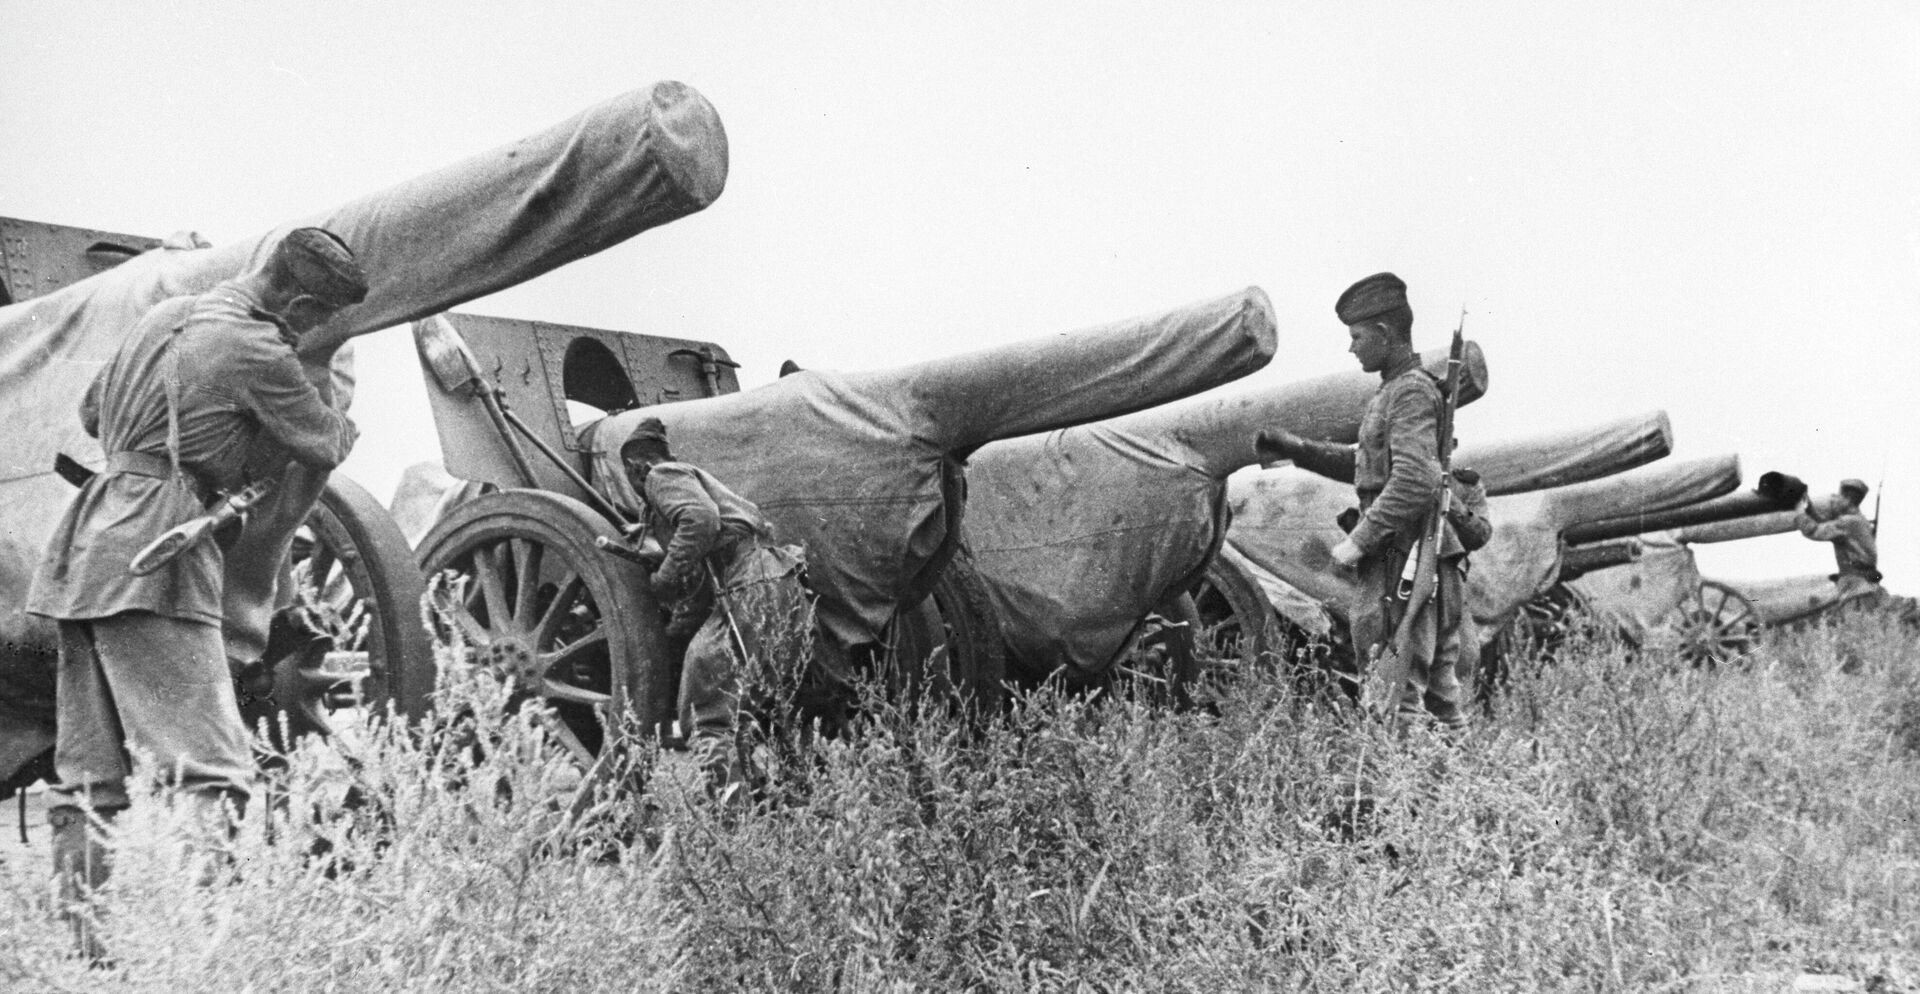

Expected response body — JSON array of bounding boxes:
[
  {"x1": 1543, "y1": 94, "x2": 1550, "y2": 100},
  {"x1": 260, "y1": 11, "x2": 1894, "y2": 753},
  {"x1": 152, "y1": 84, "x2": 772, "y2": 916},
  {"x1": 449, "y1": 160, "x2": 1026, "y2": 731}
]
[
  {"x1": 619, "y1": 418, "x2": 816, "y2": 802},
  {"x1": 1254, "y1": 272, "x2": 1477, "y2": 727},
  {"x1": 27, "y1": 228, "x2": 364, "y2": 958},
  {"x1": 1797, "y1": 478, "x2": 1920, "y2": 625}
]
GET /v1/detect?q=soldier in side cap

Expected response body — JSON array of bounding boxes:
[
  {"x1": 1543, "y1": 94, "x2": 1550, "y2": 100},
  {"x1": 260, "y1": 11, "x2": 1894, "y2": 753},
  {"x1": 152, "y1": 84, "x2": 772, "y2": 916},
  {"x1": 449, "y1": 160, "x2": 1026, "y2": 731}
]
[
  {"x1": 26, "y1": 227, "x2": 365, "y2": 960},
  {"x1": 1795, "y1": 478, "x2": 1920, "y2": 628},
  {"x1": 1254, "y1": 273, "x2": 1478, "y2": 728},
  {"x1": 619, "y1": 418, "x2": 822, "y2": 803}
]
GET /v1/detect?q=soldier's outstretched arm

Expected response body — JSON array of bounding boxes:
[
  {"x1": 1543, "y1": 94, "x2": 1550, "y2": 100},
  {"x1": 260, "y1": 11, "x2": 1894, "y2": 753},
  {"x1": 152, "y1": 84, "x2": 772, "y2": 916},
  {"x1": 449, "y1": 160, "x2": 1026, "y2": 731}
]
[{"x1": 1255, "y1": 429, "x2": 1358, "y2": 482}]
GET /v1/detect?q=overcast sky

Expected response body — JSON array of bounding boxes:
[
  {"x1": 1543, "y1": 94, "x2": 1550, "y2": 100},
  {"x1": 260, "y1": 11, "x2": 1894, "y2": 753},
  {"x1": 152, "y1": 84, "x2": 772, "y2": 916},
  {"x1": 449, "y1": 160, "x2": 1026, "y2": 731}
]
[{"x1": 4, "y1": 1, "x2": 1916, "y2": 588}]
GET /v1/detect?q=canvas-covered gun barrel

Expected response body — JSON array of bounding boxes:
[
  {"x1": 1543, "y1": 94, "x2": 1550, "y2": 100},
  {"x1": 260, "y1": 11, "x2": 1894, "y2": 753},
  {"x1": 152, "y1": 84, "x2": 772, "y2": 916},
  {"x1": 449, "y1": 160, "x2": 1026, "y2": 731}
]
[
  {"x1": 1562, "y1": 470, "x2": 1803, "y2": 545},
  {"x1": 965, "y1": 343, "x2": 1489, "y2": 677},
  {"x1": 1120, "y1": 343, "x2": 1489, "y2": 475},
  {"x1": 1459, "y1": 411, "x2": 1672, "y2": 497},
  {"x1": 1530, "y1": 454, "x2": 1743, "y2": 534},
  {"x1": 1219, "y1": 413, "x2": 1681, "y2": 652},
  {"x1": 0, "y1": 82, "x2": 729, "y2": 670},
  {"x1": 581, "y1": 288, "x2": 1278, "y2": 651},
  {"x1": 1558, "y1": 538, "x2": 1641, "y2": 581},
  {"x1": 1674, "y1": 511, "x2": 1801, "y2": 545}
]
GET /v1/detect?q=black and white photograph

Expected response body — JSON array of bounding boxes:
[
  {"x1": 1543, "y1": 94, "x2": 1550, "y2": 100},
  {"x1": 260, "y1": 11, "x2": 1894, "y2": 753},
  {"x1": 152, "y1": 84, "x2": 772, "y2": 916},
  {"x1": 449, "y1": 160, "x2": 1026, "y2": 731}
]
[{"x1": 1, "y1": 3, "x2": 1916, "y2": 989}]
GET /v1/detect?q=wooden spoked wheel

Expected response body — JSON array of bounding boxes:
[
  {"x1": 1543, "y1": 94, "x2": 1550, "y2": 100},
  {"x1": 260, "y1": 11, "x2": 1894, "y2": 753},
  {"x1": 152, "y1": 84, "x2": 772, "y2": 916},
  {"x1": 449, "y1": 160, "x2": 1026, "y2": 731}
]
[
  {"x1": 416, "y1": 490, "x2": 669, "y2": 764},
  {"x1": 1667, "y1": 580, "x2": 1761, "y2": 668},
  {"x1": 888, "y1": 553, "x2": 1007, "y2": 713},
  {"x1": 249, "y1": 475, "x2": 434, "y2": 750},
  {"x1": 1189, "y1": 557, "x2": 1283, "y2": 672}
]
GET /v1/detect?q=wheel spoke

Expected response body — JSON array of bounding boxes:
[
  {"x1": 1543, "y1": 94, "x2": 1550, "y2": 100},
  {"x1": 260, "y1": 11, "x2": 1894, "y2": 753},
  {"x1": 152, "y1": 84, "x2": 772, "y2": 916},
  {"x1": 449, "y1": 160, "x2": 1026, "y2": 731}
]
[
  {"x1": 436, "y1": 583, "x2": 491, "y2": 646},
  {"x1": 307, "y1": 544, "x2": 338, "y2": 597},
  {"x1": 533, "y1": 573, "x2": 586, "y2": 647},
  {"x1": 514, "y1": 539, "x2": 546, "y2": 627},
  {"x1": 543, "y1": 630, "x2": 609, "y2": 677},
  {"x1": 543, "y1": 715, "x2": 599, "y2": 768},
  {"x1": 475, "y1": 544, "x2": 513, "y2": 633},
  {"x1": 540, "y1": 677, "x2": 610, "y2": 708}
]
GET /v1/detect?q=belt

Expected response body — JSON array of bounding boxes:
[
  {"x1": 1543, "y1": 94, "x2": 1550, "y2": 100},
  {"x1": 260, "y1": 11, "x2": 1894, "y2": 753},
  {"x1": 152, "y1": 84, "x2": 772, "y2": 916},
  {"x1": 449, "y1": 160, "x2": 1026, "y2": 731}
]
[
  {"x1": 105, "y1": 451, "x2": 175, "y2": 478},
  {"x1": 104, "y1": 451, "x2": 211, "y2": 503}
]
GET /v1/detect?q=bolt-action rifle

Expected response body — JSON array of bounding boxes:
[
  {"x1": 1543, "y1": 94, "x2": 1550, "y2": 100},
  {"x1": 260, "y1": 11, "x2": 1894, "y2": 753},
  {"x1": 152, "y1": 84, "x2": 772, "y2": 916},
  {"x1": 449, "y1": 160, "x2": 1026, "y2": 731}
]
[{"x1": 1376, "y1": 309, "x2": 1467, "y2": 710}]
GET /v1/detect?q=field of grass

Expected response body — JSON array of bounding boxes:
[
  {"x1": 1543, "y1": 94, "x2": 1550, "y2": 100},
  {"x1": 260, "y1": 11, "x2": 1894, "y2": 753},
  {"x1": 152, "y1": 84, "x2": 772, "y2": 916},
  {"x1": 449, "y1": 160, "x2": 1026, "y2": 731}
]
[{"x1": 3, "y1": 613, "x2": 1918, "y2": 992}]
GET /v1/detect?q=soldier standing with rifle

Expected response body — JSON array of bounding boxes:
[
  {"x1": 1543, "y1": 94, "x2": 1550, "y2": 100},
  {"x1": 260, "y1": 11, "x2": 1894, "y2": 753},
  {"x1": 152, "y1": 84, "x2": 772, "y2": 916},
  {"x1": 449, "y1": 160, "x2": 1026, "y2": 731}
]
[
  {"x1": 26, "y1": 229, "x2": 365, "y2": 960},
  {"x1": 1256, "y1": 273, "x2": 1478, "y2": 728}
]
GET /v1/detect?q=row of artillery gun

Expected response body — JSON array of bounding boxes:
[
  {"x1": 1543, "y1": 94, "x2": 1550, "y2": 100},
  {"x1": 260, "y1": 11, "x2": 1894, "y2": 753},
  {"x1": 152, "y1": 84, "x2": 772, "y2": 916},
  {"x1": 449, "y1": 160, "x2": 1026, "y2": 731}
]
[{"x1": 0, "y1": 82, "x2": 1862, "y2": 789}]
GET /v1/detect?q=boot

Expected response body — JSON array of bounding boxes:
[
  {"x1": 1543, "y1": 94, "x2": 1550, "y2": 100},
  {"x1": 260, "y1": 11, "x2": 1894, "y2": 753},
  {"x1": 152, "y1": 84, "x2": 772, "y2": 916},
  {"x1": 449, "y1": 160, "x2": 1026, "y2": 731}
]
[{"x1": 48, "y1": 804, "x2": 116, "y2": 967}]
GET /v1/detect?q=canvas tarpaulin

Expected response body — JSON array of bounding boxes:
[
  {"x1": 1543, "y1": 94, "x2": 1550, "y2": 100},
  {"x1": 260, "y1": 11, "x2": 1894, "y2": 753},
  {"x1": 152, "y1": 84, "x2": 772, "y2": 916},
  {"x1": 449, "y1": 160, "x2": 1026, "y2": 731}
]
[
  {"x1": 1718, "y1": 574, "x2": 1856, "y2": 626},
  {"x1": 1457, "y1": 410, "x2": 1672, "y2": 497},
  {"x1": 0, "y1": 83, "x2": 727, "y2": 782},
  {"x1": 1564, "y1": 539, "x2": 1703, "y2": 646},
  {"x1": 963, "y1": 343, "x2": 1488, "y2": 677},
  {"x1": 1675, "y1": 511, "x2": 1799, "y2": 545},
  {"x1": 582, "y1": 287, "x2": 1278, "y2": 650},
  {"x1": 1225, "y1": 428, "x2": 1713, "y2": 644},
  {"x1": 1534, "y1": 454, "x2": 1743, "y2": 535}
]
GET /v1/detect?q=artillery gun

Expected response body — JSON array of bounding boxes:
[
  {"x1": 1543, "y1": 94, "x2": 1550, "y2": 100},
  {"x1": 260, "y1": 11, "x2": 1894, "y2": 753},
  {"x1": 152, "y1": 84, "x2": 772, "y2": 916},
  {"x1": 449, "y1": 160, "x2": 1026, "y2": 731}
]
[
  {"x1": 405, "y1": 289, "x2": 1278, "y2": 755},
  {"x1": 1502, "y1": 469, "x2": 1810, "y2": 667},
  {"x1": 1572, "y1": 481, "x2": 1907, "y2": 637},
  {"x1": 1221, "y1": 412, "x2": 1682, "y2": 686},
  {"x1": 959, "y1": 342, "x2": 1491, "y2": 692},
  {"x1": 0, "y1": 81, "x2": 730, "y2": 793}
]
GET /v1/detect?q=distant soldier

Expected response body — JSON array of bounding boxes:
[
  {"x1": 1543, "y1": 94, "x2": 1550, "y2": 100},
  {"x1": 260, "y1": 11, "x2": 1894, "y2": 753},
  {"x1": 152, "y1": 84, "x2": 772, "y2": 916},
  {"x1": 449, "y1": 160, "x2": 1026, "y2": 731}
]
[
  {"x1": 1255, "y1": 273, "x2": 1482, "y2": 728},
  {"x1": 27, "y1": 228, "x2": 365, "y2": 957},
  {"x1": 1797, "y1": 478, "x2": 1920, "y2": 626},
  {"x1": 619, "y1": 418, "x2": 816, "y2": 800}
]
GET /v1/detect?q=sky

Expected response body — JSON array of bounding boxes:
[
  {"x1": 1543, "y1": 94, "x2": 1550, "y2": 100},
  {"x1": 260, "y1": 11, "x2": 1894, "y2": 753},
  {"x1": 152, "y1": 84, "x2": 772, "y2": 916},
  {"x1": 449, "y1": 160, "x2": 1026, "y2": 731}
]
[{"x1": 4, "y1": 1, "x2": 1917, "y2": 588}]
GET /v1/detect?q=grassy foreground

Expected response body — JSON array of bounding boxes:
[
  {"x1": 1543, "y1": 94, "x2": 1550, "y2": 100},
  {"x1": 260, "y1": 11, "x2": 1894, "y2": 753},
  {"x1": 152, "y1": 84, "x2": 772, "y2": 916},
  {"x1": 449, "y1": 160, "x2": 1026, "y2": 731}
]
[{"x1": 3, "y1": 616, "x2": 1918, "y2": 993}]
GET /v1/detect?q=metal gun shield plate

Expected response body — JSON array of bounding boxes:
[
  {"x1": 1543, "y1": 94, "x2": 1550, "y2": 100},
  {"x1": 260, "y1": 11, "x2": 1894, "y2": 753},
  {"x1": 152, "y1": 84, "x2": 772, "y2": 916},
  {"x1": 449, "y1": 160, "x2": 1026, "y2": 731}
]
[
  {"x1": 0, "y1": 216, "x2": 162, "y2": 305},
  {"x1": 417, "y1": 313, "x2": 740, "y2": 499}
]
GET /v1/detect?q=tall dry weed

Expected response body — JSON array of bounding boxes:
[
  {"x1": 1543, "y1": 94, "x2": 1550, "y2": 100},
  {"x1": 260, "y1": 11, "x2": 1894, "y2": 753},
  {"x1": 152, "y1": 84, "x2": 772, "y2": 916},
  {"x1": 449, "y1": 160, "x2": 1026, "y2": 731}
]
[{"x1": 2, "y1": 610, "x2": 1917, "y2": 992}]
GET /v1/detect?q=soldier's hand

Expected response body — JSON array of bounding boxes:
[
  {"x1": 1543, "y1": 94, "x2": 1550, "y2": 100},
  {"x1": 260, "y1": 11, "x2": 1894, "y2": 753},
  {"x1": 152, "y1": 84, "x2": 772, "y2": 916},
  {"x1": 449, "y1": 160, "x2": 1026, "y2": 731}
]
[
  {"x1": 1254, "y1": 428, "x2": 1309, "y2": 465},
  {"x1": 1330, "y1": 537, "x2": 1364, "y2": 568}
]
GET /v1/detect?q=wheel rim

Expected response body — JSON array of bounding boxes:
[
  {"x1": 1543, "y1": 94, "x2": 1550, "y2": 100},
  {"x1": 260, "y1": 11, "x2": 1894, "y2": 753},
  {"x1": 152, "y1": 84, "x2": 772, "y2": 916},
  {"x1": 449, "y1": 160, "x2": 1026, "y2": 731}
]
[
  {"x1": 250, "y1": 475, "x2": 430, "y2": 750},
  {"x1": 1673, "y1": 581, "x2": 1760, "y2": 666},
  {"x1": 886, "y1": 554, "x2": 1005, "y2": 712},
  {"x1": 419, "y1": 491, "x2": 666, "y2": 765}
]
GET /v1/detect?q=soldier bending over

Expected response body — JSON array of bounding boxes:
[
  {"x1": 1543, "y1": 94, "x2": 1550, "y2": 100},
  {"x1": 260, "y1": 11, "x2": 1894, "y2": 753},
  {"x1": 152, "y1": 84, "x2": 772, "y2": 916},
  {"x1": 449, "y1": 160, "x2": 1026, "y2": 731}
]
[
  {"x1": 1256, "y1": 273, "x2": 1485, "y2": 727},
  {"x1": 27, "y1": 229, "x2": 365, "y2": 958},
  {"x1": 619, "y1": 418, "x2": 814, "y2": 799}
]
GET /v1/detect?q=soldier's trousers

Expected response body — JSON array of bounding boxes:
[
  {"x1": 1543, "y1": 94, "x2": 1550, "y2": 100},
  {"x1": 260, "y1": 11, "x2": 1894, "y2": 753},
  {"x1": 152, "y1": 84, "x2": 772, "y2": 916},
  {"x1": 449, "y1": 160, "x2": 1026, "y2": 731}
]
[
  {"x1": 50, "y1": 612, "x2": 254, "y2": 814},
  {"x1": 1359, "y1": 548, "x2": 1467, "y2": 724},
  {"x1": 678, "y1": 544, "x2": 815, "y2": 791}
]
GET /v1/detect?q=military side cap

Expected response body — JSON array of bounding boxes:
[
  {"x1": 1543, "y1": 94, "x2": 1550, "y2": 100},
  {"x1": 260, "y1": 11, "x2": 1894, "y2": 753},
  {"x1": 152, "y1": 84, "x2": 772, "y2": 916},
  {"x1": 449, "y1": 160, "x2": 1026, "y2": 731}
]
[
  {"x1": 621, "y1": 417, "x2": 670, "y2": 453},
  {"x1": 278, "y1": 227, "x2": 369, "y2": 307},
  {"x1": 1840, "y1": 478, "x2": 1869, "y2": 499},
  {"x1": 1335, "y1": 272, "x2": 1407, "y2": 325}
]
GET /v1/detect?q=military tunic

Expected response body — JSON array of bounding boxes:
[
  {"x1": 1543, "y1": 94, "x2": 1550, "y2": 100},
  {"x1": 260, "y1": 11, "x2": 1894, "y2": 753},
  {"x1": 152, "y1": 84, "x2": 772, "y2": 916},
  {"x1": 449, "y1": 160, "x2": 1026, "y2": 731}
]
[
  {"x1": 1277, "y1": 353, "x2": 1470, "y2": 723},
  {"x1": 29, "y1": 283, "x2": 357, "y2": 624},
  {"x1": 28, "y1": 282, "x2": 356, "y2": 812},
  {"x1": 640, "y1": 462, "x2": 814, "y2": 792},
  {"x1": 1796, "y1": 508, "x2": 1878, "y2": 586}
]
